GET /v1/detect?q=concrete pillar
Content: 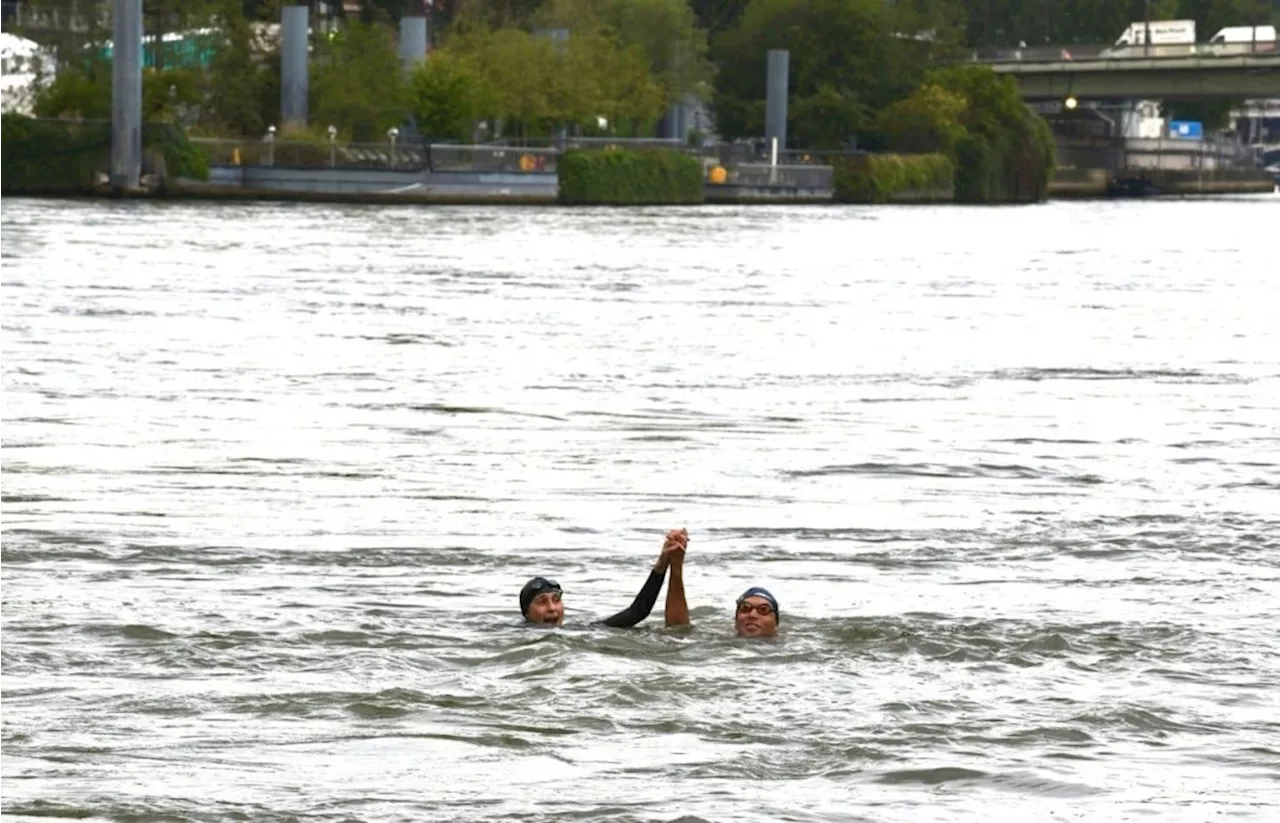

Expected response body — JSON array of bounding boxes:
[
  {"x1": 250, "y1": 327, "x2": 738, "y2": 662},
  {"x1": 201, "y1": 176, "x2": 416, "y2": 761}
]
[
  {"x1": 110, "y1": 0, "x2": 142, "y2": 191},
  {"x1": 664, "y1": 41, "x2": 691, "y2": 144},
  {"x1": 677, "y1": 97, "x2": 691, "y2": 142},
  {"x1": 765, "y1": 49, "x2": 789, "y2": 153},
  {"x1": 281, "y1": 5, "x2": 309, "y2": 130},
  {"x1": 399, "y1": 15, "x2": 428, "y2": 75},
  {"x1": 664, "y1": 102, "x2": 682, "y2": 141}
]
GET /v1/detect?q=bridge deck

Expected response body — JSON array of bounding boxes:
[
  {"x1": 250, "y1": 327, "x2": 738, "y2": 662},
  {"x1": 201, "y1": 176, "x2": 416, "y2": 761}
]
[{"x1": 977, "y1": 47, "x2": 1280, "y2": 101}]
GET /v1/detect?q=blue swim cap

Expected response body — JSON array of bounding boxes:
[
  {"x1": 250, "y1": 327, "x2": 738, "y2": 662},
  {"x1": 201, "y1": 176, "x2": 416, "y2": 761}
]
[{"x1": 737, "y1": 586, "x2": 779, "y2": 622}]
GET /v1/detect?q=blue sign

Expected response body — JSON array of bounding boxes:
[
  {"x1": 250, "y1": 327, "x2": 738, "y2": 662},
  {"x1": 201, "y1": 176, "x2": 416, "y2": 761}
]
[{"x1": 1168, "y1": 120, "x2": 1204, "y2": 139}]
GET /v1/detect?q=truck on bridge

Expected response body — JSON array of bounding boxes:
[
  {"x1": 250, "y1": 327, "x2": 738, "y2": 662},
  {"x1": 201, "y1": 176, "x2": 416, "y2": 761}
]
[
  {"x1": 1111, "y1": 19, "x2": 1196, "y2": 48},
  {"x1": 1104, "y1": 19, "x2": 1276, "y2": 57}
]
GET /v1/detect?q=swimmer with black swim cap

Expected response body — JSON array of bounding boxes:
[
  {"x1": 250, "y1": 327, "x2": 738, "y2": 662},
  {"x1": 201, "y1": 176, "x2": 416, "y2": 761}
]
[
  {"x1": 518, "y1": 529, "x2": 688, "y2": 628},
  {"x1": 659, "y1": 532, "x2": 780, "y2": 638}
]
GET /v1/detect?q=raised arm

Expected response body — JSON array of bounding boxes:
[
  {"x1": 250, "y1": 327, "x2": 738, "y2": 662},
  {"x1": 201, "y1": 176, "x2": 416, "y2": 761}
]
[
  {"x1": 664, "y1": 530, "x2": 690, "y2": 627},
  {"x1": 599, "y1": 530, "x2": 683, "y2": 629}
]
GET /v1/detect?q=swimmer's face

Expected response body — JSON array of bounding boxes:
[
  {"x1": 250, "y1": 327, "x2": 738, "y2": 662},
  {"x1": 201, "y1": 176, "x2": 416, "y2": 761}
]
[
  {"x1": 526, "y1": 591, "x2": 564, "y2": 625},
  {"x1": 735, "y1": 596, "x2": 778, "y2": 637}
]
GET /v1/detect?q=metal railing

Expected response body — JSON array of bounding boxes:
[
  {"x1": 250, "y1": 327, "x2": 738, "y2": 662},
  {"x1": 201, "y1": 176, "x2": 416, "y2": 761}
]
[
  {"x1": 193, "y1": 137, "x2": 433, "y2": 172},
  {"x1": 726, "y1": 163, "x2": 835, "y2": 189},
  {"x1": 190, "y1": 135, "x2": 847, "y2": 188},
  {"x1": 192, "y1": 138, "x2": 655, "y2": 174},
  {"x1": 973, "y1": 40, "x2": 1279, "y2": 64},
  {"x1": 561, "y1": 136, "x2": 687, "y2": 151},
  {"x1": 428, "y1": 144, "x2": 558, "y2": 173},
  {"x1": 483, "y1": 136, "x2": 688, "y2": 151},
  {"x1": 1052, "y1": 133, "x2": 1260, "y2": 171},
  {"x1": 710, "y1": 141, "x2": 847, "y2": 167}
]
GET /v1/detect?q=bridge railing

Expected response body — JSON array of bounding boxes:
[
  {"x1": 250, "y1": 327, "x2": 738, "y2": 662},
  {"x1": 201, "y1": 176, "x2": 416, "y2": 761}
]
[{"x1": 974, "y1": 40, "x2": 1279, "y2": 63}]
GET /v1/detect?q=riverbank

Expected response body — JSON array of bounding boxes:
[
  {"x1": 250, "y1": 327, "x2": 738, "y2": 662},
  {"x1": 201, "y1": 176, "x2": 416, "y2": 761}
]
[
  {"x1": 1048, "y1": 167, "x2": 1278, "y2": 198},
  {"x1": 13, "y1": 164, "x2": 1276, "y2": 206}
]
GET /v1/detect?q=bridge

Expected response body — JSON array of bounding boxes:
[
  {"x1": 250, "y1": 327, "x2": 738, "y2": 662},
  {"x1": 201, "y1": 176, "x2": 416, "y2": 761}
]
[{"x1": 975, "y1": 43, "x2": 1280, "y2": 101}]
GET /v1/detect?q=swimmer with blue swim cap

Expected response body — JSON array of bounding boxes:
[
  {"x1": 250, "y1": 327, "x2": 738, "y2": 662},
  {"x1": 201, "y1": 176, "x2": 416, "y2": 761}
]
[
  {"x1": 734, "y1": 586, "x2": 779, "y2": 637},
  {"x1": 659, "y1": 532, "x2": 779, "y2": 638}
]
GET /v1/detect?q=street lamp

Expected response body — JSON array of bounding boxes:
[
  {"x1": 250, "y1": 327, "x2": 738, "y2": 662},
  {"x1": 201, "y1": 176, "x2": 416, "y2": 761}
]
[
  {"x1": 265, "y1": 124, "x2": 276, "y2": 166},
  {"x1": 328, "y1": 125, "x2": 337, "y2": 168},
  {"x1": 387, "y1": 126, "x2": 400, "y2": 168}
]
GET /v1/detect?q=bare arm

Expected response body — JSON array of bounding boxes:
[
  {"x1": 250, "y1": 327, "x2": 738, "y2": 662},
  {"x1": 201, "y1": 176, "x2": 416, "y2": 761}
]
[
  {"x1": 664, "y1": 547, "x2": 690, "y2": 627},
  {"x1": 663, "y1": 529, "x2": 690, "y2": 627}
]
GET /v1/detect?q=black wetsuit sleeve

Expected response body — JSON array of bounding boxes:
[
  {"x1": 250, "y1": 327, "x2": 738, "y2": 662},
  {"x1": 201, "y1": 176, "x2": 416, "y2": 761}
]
[{"x1": 598, "y1": 569, "x2": 665, "y2": 628}]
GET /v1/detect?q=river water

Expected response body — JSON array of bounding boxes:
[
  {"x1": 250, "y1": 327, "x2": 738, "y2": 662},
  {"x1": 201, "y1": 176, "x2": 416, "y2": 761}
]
[{"x1": 2, "y1": 195, "x2": 1279, "y2": 822}]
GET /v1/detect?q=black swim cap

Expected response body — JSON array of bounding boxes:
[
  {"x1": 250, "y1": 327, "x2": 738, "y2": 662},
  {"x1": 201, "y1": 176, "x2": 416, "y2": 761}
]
[{"x1": 519, "y1": 577, "x2": 562, "y2": 618}]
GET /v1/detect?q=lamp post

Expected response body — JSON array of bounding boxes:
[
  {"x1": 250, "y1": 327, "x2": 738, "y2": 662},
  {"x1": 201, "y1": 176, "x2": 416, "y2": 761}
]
[
  {"x1": 328, "y1": 125, "x2": 337, "y2": 168},
  {"x1": 388, "y1": 126, "x2": 399, "y2": 169},
  {"x1": 265, "y1": 124, "x2": 276, "y2": 166}
]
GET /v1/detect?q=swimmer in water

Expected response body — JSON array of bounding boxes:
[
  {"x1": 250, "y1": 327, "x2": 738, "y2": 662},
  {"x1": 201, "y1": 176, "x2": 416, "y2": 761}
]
[
  {"x1": 660, "y1": 531, "x2": 779, "y2": 637},
  {"x1": 519, "y1": 528, "x2": 689, "y2": 628}
]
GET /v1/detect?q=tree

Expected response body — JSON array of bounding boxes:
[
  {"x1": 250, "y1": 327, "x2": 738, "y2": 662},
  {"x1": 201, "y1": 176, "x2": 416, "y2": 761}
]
[
  {"x1": 923, "y1": 64, "x2": 1055, "y2": 202},
  {"x1": 32, "y1": 69, "x2": 111, "y2": 120},
  {"x1": 710, "y1": 0, "x2": 955, "y2": 143},
  {"x1": 203, "y1": 0, "x2": 279, "y2": 135},
  {"x1": 524, "y1": 0, "x2": 714, "y2": 109},
  {"x1": 594, "y1": 0, "x2": 714, "y2": 106},
  {"x1": 427, "y1": 16, "x2": 668, "y2": 138},
  {"x1": 689, "y1": 0, "x2": 751, "y2": 34},
  {"x1": 570, "y1": 32, "x2": 665, "y2": 132},
  {"x1": 450, "y1": 0, "x2": 546, "y2": 29},
  {"x1": 789, "y1": 86, "x2": 872, "y2": 150},
  {"x1": 874, "y1": 82, "x2": 968, "y2": 155},
  {"x1": 310, "y1": 20, "x2": 410, "y2": 140},
  {"x1": 464, "y1": 27, "x2": 557, "y2": 129},
  {"x1": 409, "y1": 47, "x2": 496, "y2": 141}
]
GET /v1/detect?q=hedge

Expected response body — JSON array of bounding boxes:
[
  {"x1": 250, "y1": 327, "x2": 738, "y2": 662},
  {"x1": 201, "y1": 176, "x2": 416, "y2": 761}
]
[
  {"x1": 1, "y1": 114, "x2": 210, "y2": 195},
  {"x1": 833, "y1": 153, "x2": 954, "y2": 204},
  {"x1": 558, "y1": 148, "x2": 703, "y2": 205}
]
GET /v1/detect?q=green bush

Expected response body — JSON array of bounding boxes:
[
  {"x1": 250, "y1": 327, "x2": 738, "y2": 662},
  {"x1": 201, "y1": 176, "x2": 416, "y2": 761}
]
[
  {"x1": 833, "y1": 152, "x2": 953, "y2": 203},
  {"x1": 1, "y1": 114, "x2": 210, "y2": 195},
  {"x1": 558, "y1": 148, "x2": 704, "y2": 205},
  {"x1": 1, "y1": 115, "x2": 111, "y2": 194},
  {"x1": 159, "y1": 127, "x2": 211, "y2": 182}
]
